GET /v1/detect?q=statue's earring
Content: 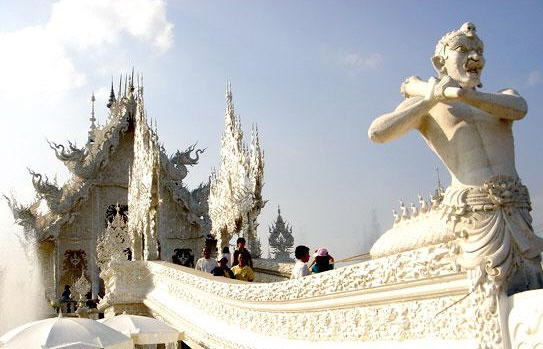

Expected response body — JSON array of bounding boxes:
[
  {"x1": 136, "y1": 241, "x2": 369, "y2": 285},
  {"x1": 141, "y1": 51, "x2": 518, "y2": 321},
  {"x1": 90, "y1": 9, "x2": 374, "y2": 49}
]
[{"x1": 432, "y1": 56, "x2": 446, "y2": 77}]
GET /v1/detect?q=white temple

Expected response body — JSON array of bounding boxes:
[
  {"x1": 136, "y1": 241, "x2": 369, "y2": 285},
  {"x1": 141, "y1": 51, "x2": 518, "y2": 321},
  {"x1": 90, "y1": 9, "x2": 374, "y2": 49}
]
[{"x1": 5, "y1": 73, "x2": 211, "y2": 299}]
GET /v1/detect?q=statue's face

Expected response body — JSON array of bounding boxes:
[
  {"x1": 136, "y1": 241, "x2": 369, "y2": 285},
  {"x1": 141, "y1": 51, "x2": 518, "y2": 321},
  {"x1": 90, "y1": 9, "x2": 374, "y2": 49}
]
[{"x1": 442, "y1": 35, "x2": 485, "y2": 89}]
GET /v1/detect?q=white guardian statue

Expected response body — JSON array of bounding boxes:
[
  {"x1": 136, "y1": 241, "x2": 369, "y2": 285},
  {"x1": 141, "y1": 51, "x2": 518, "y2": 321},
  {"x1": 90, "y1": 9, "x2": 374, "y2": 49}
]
[{"x1": 368, "y1": 22, "x2": 543, "y2": 295}]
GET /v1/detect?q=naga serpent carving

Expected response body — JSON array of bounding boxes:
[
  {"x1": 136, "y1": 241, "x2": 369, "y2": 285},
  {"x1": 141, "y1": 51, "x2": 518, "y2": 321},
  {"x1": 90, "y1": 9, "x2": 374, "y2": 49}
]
[{"x1": 165, "y1": 144, "x2": 206, "y2": 181}]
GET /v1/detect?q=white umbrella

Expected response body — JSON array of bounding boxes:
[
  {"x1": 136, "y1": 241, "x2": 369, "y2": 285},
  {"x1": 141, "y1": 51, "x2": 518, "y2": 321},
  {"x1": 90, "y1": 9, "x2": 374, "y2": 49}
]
[
  {"x1": 47, "y1": 343, "x2": 101, "y2": 349},
  {"x1": 0, "y1": 314, "x2": 133, "y2": 349},
  {"x1": 100, "y1": 314, "x2": 179, "y2": 345}
]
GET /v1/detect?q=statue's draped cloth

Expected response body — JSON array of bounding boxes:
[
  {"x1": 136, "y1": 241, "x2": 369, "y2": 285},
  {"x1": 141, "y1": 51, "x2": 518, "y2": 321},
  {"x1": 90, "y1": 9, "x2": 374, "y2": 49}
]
[{"x1": 444, "y1": 175, "x2": 543, "y2": 292}]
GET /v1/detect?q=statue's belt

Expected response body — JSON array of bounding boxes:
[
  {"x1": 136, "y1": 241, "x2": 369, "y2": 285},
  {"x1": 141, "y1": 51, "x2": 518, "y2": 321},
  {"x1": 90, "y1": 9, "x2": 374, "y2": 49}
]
[{"x1": 442, "y1": 175, "x2": 531, "y2": 214}]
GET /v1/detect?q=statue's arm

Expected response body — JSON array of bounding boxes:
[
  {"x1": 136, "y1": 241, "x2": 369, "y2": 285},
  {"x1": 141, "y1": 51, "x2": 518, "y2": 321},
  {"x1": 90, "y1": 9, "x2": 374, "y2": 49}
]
[
  {"x1": 457, "y1": 88, "x2": 527, "y2": 120},
  {"x1": 368, "y1": 97, "x2": 430, "y2": 143}
]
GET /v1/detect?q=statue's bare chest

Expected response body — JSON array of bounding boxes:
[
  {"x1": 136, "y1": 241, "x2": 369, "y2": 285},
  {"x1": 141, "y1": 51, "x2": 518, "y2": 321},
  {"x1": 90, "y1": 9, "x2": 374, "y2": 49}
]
[{"x1": 423, "y1": 101, "x2": 508, "y2": 141}]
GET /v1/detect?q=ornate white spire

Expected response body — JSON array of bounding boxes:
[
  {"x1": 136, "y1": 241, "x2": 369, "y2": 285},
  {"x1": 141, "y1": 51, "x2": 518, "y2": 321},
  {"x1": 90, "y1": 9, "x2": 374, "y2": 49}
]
[
  {"x1": 209, "y1": 83, "x2": 265, "y2": 251},
  {"x1": 88, "y1": 92, "x2": 96, "y2": 143},
  {"x1": 107, "y1": 81, "x2": 116, "y2": 109}
]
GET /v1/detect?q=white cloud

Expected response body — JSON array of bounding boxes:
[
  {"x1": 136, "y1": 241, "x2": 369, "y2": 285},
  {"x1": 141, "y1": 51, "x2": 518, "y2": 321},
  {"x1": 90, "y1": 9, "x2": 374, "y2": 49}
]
[
  {"x1": 0, "y1": 0, "x2": 173, "y2": 100},
  {"x1": 343, "y1": 52, "x2": 383, "y2": 72},
  {"x1": 47, "y1": 0, "x2": 173, "y2": 52},
  {"x1": 527, "y1": 70, "x2": 542, "y2": 87},
  {"x1": 0, "y1": 25, "x2": 86, "y2": 99}
]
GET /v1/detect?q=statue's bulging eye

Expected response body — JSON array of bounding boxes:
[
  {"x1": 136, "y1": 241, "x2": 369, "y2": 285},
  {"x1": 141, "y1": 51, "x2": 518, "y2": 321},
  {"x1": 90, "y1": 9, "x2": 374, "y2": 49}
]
[{"x1": 452, "y1": 45, "x2": 467, "y2": 53}]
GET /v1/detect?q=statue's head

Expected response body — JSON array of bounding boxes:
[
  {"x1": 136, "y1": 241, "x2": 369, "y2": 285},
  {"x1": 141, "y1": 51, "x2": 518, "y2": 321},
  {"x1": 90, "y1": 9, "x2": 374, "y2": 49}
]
[{"x1": 432, "y1": 22, "x2": 485, "y2": 89}]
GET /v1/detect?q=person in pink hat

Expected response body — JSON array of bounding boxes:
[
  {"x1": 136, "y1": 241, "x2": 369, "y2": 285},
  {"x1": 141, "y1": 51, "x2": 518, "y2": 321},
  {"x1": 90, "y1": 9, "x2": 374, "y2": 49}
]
[{"x1": 310, "y1": 248, "x2": 334, "y2": 274}]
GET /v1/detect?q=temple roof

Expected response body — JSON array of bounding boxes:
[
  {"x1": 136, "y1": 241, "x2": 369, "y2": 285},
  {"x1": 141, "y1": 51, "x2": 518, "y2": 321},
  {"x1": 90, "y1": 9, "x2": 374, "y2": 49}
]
[{"x1": 7, "y1": 73, "x2": 210, "y2": 242}]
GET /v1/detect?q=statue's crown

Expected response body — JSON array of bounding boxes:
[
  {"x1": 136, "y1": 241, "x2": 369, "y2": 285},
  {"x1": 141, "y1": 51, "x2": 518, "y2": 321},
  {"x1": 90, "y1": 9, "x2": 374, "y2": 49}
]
[{"x1": 434, "y1": 22, "x2": 481, "y2": 58}]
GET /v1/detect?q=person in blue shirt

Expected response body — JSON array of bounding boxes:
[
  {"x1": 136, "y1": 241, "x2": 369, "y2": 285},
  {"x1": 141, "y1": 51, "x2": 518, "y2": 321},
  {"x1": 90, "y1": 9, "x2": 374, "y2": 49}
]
[{"x1": 310, "y1": 248, "x2": 334, "y2": 274}]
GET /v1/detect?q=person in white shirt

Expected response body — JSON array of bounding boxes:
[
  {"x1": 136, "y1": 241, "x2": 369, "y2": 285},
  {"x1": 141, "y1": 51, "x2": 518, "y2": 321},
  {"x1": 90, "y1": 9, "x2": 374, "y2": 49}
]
[
  {"x1": 195, "y1": 247, "x2": 217, "y2": 273},
  {"x1": 291, "y1": 245, "x2": 311, "y2": 279}
]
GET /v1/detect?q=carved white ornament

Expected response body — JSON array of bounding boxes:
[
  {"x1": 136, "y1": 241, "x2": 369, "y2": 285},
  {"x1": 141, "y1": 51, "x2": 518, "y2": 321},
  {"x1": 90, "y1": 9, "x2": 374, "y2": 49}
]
[
  {"x1": 73, "y1": 273, "x2": 91, "y2": 301},
  {"x1": 96, "y1": 209, "x2": 130, "y2": 271}
]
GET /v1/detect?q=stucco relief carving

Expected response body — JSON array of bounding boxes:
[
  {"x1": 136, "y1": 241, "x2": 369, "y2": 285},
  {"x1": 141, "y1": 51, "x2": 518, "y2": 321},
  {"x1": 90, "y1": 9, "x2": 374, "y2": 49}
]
[
  {"x1": 100, "y1": 245, "x2": 475, "y2": 347},
  {"x1": 99, "y1": 260, "x2": 152, "y2": 308},
  {"x1": 48, "y1": 101, "x2": 131, "y2": 180},
  {"x1": 101, "y1": 242, "x2": 461, "y2": 303}
]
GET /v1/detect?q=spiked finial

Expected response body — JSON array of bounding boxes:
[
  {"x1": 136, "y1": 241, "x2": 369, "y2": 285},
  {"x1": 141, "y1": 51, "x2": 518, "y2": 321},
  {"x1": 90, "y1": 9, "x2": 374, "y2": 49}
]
[
  {"x1": 225, "y1": 81, "x2": 236, "y2": 129},
  {"x1": 124, "y1": 74, "x2": 128, "y2": 96},
  {"x1": 393, "y1": 209, "x2": 400, "y2": 224},
  {"x1": 137, "y1": 73, "x2": 144, "y2": 97},
  {"x1": 129, "y1": 67, "x2": 135, "y2": 96},
  {"x1": 90, "y1": 93, "x2": 96, "y2": 125},
  {"x1": 88, "y1": 92, "x2": 96, "y2": 142},
  {"x1": 225, "y1": 80, "x2": 232, "y2": 102},
  {"x1": 107, "y1": 80, "x2": 116, "y2": 108}
]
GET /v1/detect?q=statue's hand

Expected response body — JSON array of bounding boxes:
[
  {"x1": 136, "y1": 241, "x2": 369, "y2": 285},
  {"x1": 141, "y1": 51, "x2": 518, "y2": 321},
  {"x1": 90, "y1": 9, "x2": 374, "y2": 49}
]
[
  {"x1": 432, "y1": 76, "x2": 463, "y2": 101},
  {"x1": 400, "y1": 76, "x2": 463, "y2": 102}
]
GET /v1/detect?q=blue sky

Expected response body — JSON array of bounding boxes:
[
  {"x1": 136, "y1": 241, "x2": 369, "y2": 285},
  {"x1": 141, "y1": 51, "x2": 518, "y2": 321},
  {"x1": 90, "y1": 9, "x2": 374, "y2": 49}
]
[{"x1": 1, "y1": 1, "x2": 542, "y2": 259}]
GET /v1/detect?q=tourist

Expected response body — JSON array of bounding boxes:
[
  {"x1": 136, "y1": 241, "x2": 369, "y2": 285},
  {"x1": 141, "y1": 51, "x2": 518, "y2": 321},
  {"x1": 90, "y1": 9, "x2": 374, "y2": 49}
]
[
  {"x1": 232, "y1": 237, "x2": 253, "y2": 268},
  {"x1": 211, "y1": 256, "x2": 235, "y2": 278},
  {"x1": 59, "y1": 284, "x2": 73, "y2": 313},
  {"x1": 195, "y1": 247, "x2": 217, "y2": 273},
  {"x1": 291, "y1": 245, "x2": 311, "y2": 279},
  {"x1": 85, "y1": 291, "x2": 97, "y2": 309},
  {"x1": 60, "y1": 285, "x2": 72, "y2": 302},
  {"x1": 222, "y1": 246, "x2": 232, "y2": 266},
  {"x1": 231, "y1": 252, "x2": 254, "y2": 282},
  {"x1": 311, "y1": 248, "x2": 334, "y2": 274}
]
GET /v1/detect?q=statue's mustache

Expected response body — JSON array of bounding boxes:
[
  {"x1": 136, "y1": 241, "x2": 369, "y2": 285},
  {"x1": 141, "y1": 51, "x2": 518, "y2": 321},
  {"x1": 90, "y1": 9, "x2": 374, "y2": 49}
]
[{"x1": 464, "y1": 58, "x2": 483, "y2": 71}]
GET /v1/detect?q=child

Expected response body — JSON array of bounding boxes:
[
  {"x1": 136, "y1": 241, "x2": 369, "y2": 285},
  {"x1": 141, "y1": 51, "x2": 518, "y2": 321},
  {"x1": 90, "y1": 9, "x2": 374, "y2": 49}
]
[
  {"x1": 291, "y1": 245, "x2": 311, "y2": 279},
  {"x1": 310, "y1": 248, "x2": 334, "y2": 274},
  {"x1": 211, "y1": 256, "x2": 235, "y2": 278}
]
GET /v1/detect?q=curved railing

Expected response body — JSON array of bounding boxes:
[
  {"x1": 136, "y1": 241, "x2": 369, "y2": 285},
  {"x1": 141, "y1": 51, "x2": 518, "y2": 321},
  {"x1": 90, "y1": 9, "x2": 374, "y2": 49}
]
[{"x1": 99, "y1": 242, "x2": 492, "y2": 348}]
